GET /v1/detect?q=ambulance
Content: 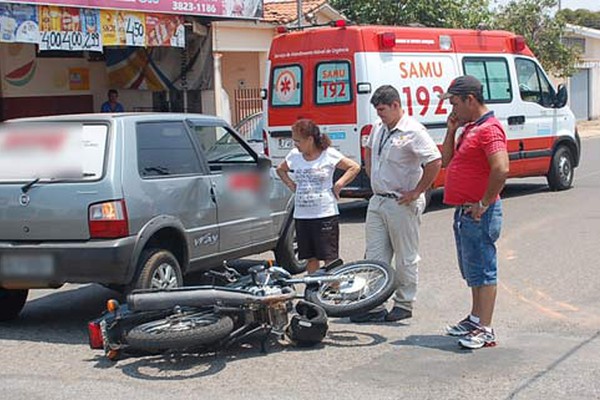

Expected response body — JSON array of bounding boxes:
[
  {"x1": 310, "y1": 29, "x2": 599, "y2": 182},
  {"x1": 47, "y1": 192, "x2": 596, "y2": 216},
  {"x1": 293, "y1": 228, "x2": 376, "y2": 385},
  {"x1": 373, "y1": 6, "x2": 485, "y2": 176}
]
[{"x1": 262, "y1": 22, "x2": 581, "y2": 198}]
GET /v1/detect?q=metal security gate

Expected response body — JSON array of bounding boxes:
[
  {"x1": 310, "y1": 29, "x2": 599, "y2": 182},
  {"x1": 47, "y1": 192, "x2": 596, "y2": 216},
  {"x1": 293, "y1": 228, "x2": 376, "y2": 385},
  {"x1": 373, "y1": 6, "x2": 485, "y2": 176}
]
[
  {"x1": 569, "y1": 69, "x2": 590, "y2": 121},
  {"x1": 234, "y1": 88, "x2": 262, "y2": 125}
]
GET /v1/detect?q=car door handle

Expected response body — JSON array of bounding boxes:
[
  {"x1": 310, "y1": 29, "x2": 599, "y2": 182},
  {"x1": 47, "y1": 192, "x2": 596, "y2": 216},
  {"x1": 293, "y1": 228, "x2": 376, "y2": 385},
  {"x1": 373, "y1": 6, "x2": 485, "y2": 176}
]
[
  {"x1": 508, "y1": 115, "x2": 526, "y2": 125},
  {"x1": 210, "y1": 186, "x2": 217, "y2": 204}
]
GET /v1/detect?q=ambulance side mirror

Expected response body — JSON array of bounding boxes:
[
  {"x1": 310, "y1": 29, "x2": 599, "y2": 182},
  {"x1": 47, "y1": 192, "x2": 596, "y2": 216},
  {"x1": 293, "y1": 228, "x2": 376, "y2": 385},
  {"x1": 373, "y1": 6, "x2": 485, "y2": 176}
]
[{"x1": 554, "y1": 84, "x2": 568, "y2": 109}]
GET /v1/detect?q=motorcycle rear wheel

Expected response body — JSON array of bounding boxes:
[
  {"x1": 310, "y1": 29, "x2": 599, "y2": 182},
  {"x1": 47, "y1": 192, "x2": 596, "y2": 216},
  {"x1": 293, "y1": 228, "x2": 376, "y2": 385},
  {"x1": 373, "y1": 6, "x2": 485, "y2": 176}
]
[
  {"x1": 305, "y1": 260, "x2": 396, "y2": 318},
  {"x1": 125, "y1": 311, "x2": 234, "y2": 351}
]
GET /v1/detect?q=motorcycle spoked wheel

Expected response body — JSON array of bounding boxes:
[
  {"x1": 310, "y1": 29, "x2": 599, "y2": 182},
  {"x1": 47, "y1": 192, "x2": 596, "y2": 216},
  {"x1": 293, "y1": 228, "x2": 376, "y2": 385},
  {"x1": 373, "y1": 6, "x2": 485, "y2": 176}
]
[
  {"x1": 304, "y1": 260, "x2": 396, "y2": 318},
  {"x1": 124, "y1": 311, "x2": 234, "y2": 352}
]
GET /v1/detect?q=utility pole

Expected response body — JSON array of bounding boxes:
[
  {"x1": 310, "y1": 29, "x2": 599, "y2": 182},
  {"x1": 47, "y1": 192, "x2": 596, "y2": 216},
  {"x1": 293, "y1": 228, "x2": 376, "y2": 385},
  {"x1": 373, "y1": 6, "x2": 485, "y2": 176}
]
[{"x1": 297, "y1": 0, "x2": 302, "y2": 28}]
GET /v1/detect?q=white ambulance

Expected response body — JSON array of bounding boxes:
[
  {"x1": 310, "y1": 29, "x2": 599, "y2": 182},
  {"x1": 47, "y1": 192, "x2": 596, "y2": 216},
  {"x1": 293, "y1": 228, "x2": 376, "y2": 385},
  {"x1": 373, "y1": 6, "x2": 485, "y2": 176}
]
[{"x1": 263, "y1": 23, "x2": 581, "y2": 197}]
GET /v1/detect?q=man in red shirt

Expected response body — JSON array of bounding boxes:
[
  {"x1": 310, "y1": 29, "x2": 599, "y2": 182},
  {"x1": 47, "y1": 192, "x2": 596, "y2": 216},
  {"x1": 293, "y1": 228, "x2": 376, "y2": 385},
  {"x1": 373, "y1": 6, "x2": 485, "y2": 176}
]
[{"x1": 440, "y1": 76, "x2": 509, "y2": 349}]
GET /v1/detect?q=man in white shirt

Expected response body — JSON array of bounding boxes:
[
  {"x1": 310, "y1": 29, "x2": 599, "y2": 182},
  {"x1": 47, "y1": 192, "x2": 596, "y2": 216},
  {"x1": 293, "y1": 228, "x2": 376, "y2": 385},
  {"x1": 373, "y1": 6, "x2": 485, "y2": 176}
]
[{"x1": 351, "y1": 85, "x2": 442, "y2": 323}]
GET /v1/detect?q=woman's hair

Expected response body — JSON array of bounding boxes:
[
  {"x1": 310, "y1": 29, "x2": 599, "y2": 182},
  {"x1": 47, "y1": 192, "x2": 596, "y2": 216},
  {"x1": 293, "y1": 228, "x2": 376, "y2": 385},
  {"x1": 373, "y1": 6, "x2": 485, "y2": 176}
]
[{"x1": 292, "y1": 118, "x2": 331, "y2": 150}]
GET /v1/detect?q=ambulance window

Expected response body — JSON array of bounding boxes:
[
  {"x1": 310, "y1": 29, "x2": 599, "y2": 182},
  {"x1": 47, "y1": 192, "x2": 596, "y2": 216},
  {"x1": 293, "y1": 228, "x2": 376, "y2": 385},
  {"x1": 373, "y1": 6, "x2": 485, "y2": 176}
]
[
  {"x1": 315, "y1": 61, "x2": 352, "y2": 105},
  {"x1": 516, "y1": 58, "x2": 555, "y2": 108},
  {"x1": 463, "y1": 58, "x2": 512, "y2": 103},
  {"x1": 270, "y1": 65, "x2": 303, "y2": 107}
]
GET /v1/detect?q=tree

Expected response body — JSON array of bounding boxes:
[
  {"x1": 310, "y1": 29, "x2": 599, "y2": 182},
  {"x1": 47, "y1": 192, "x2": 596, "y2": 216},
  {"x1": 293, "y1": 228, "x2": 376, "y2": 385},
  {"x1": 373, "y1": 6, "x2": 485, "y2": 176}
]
[
  {"x1": 558, "y1": 8, "x2": 600, "y2": 29},
  {"x1": 493, "y1": 0, "x2": 580, "y2": 77},
  {"x1": 330, "y1": 0, "x2": 493, "y2": 29}
]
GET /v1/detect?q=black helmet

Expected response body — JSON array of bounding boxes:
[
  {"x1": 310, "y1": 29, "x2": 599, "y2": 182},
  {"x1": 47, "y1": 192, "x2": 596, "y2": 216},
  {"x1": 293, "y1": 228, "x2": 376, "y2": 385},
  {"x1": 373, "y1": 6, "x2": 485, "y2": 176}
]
[{"x1": 286, "y1": 300, "x2": 328, "y2": 346}]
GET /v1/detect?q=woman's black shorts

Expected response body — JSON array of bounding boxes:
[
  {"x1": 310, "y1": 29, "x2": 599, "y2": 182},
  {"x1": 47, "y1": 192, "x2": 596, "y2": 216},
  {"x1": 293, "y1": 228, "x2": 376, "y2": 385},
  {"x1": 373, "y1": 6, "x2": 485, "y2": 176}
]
[{"x1": 295, "y1": 215, "x2": 339, "y2": 261}]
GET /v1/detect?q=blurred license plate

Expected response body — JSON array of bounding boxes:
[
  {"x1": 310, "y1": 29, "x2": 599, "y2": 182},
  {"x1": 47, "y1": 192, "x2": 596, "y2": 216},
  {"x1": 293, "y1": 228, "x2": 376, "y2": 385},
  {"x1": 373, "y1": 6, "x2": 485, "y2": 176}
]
[
  {"x1": 278, "y1": 138, "x2": 293, "y2": 149},
  {"x1": 0, "y1": 254, "x2": 55, "y2": 278}
]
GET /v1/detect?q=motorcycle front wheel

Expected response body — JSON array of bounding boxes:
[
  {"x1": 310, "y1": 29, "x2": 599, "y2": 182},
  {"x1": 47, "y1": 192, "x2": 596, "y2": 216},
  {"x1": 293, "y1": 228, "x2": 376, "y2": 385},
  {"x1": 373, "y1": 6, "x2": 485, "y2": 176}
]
[
  {"x1": 305, "y1": 260, "x2": 396, "y2": 318},
  {"x1": 124, "y1": 311, "x2": 234, "y2": 351}
]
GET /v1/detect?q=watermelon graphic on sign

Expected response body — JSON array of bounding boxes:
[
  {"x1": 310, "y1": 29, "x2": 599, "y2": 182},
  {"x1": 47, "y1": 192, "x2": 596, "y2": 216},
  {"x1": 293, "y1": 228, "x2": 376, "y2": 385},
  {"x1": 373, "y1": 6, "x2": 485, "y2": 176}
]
[{"x1": 4, "y1": 59, "x2": 36, "y2": 87}]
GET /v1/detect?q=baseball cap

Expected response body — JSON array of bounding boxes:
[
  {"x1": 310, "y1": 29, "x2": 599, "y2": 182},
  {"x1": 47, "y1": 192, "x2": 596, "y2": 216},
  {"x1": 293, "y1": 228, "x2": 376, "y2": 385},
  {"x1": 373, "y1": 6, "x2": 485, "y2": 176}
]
[{"x1": 439, "y1": 75, "x2": 483, "y2": 99}]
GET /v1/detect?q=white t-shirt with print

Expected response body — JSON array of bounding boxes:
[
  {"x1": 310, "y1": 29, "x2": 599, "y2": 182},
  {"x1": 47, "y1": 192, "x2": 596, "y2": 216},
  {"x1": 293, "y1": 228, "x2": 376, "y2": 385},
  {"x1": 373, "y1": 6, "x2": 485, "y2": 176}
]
[{"x1": 285, "y1": 147, "x2": 344, "y2": 219}]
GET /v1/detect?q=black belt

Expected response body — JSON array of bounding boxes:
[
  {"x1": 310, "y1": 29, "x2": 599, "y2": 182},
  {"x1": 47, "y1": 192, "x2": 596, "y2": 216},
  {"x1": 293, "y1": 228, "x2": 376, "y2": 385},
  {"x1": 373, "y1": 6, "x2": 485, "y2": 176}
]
[{"x1": 376, "y1": 193, "x2": 398, "y2": 199}]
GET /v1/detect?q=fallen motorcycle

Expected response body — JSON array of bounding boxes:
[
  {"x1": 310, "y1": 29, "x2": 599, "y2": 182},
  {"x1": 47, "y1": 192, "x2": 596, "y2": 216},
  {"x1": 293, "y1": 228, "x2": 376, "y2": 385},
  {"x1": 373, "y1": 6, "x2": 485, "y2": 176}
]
[{"x1": 88, "y1": 259, "x2": 396, "y2": 359}]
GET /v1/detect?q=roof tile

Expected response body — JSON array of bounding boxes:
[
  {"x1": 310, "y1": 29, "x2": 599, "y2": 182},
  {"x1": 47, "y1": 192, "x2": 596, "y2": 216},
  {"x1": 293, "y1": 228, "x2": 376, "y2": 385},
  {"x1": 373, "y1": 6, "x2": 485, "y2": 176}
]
[{"x1": 263, "y1": 0, "x2": 328, "y2": 23}]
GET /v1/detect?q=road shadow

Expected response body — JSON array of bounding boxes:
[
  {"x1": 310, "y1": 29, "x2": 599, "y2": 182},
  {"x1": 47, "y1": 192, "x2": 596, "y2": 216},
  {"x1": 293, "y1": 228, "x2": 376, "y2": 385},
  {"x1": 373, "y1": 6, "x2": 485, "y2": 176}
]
[
  {"x1": 0, "y1": 284, "x2": 122, "y2": 345},
  {"x1": 391, "y1": 334, "x2": 468, "y2": 354},
  {"x1": 89, "y1": 327, "x2": 387, "y2": 381}
]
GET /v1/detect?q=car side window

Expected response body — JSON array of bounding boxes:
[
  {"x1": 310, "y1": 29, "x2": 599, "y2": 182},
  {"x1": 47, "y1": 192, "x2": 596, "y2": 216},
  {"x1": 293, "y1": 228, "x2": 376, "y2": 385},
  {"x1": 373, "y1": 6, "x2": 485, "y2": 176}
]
[
  {"x1": 136, "y1": 121, "x2": 201, "y2": 177},
  {"x1": 463, "y1": 57, "x2": 512, "y2": 103},
  {"x1": 516, "y1": 58, "x2": 555, "y2": 108},
  {"x1": 190, "y1": 124, "x2": 255, "y2": 169}
]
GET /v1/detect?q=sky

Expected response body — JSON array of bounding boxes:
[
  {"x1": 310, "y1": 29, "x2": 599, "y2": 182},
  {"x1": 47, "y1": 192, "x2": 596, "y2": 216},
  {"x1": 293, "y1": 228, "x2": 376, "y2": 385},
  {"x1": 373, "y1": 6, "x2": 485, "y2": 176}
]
[{"x1": 492, "y1": 0, "x2": 600, "y2": 12}]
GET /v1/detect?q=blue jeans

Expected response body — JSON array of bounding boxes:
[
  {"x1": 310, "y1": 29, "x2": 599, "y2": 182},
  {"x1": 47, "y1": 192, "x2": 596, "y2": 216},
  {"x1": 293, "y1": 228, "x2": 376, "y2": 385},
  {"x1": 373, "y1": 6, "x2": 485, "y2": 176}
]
[{"x1": 453, "y1": 200, "x2": 503, "y2": 287}]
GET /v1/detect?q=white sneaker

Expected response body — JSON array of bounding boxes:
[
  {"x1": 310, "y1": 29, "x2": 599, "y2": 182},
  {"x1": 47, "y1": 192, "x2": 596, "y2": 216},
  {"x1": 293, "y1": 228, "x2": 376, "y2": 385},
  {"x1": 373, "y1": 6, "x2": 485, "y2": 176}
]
[{"x1": 458, "y1": 328, "x2": 497, "y2": 349}]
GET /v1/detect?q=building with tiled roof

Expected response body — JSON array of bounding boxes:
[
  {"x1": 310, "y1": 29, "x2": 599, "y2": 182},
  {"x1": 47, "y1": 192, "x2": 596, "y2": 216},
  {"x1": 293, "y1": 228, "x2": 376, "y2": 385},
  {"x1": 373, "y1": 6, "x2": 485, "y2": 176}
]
[
  {"x1": 263, "y1": 0, "x2": 344, "y2": 25},
  {"x1": 211, "y1": 1, "x2": 345, "y2": 125}
]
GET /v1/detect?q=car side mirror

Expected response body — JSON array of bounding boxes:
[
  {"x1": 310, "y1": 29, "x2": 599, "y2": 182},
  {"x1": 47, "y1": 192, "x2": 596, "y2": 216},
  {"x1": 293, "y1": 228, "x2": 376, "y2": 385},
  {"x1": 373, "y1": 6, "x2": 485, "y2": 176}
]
[
  {"x1": 554, "y1": 84, "x2": 568, "y2": 109},
  {"x1": 257, "y1": 155, "x2": 272, "y2": 170}
]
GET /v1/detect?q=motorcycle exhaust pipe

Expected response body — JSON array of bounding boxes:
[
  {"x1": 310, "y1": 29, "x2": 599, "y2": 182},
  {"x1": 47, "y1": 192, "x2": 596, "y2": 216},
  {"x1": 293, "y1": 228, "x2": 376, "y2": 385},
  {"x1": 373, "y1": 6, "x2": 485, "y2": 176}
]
[{"x1": 127, "y1": 286, "x2": 294, "y2": 312}]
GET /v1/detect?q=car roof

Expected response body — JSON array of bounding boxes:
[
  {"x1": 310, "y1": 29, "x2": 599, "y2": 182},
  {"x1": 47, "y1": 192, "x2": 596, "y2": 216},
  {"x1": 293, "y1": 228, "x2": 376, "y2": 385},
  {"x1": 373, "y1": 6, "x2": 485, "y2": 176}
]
[{"x1": 4, "y1": 112, "x2": 228, "y2": 125}]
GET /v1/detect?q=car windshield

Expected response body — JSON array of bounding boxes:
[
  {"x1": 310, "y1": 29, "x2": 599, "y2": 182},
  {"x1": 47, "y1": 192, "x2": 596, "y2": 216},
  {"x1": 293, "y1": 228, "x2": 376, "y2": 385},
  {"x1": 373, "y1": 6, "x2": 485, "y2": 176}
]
[{"x1": 0, "y1": 122, "x2": 108, "y2": 182}]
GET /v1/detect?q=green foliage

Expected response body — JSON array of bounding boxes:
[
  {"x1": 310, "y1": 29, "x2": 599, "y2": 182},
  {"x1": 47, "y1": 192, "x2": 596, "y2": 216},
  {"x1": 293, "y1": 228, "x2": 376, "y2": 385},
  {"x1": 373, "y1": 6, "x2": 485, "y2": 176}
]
[
  {"x1": 558, "y1": 8, "x2": 600, "y2": 29},
  {"x1": 493, "y1": 0, "x2": 580, "y2": 77},
  {"x1": 329, "y1": 0, "x2": 492, "y2": 29}
]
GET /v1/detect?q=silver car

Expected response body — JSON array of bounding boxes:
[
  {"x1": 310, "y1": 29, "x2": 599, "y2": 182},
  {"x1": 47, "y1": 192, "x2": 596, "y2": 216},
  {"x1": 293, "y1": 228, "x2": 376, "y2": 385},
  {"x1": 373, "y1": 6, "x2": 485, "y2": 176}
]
[{"x1": 0, "y1": 113, "x2": 302, "y2": 321}]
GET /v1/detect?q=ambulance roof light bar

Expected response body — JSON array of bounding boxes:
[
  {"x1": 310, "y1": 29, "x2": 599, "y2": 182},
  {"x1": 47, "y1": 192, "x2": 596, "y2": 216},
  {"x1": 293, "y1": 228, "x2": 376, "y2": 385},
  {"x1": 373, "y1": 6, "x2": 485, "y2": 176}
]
[
  {"x1": 513, "y1": 35, "x2": 526, "y2": 53},
  {"x1": 379, "y1": 32, "x2": 396, "y2": 49}
]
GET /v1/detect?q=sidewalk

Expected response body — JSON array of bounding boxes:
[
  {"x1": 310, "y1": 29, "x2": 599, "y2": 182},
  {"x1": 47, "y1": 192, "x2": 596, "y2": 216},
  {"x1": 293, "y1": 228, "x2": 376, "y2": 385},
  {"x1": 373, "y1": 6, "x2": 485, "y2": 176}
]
[{"x1": 578, "y1": 119, "x2": 600, "y2": 138}]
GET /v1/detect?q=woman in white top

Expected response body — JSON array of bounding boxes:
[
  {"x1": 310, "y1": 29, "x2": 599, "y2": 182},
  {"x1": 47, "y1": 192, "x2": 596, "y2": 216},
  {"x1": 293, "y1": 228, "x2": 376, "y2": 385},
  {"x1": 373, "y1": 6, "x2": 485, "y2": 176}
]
[{"x1": 276, "y1": 119, "x2": 360, "y2": 273}]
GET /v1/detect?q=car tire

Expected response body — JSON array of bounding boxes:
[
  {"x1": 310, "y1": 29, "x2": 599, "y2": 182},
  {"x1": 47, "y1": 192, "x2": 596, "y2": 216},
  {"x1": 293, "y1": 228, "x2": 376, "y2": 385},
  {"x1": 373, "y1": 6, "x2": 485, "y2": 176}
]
[
  {"x1": 274, "y1": 217, "x2": 307, "y2": 275},
  {"x1": 0, "y1": 288, "x2": 29, "y2": 321},
  {"x1": 547, "y1": 146, "x2": 574, "y2": 191},
  {"x1": 133, "y1": 249, "x2": 183, "y2": 290}
]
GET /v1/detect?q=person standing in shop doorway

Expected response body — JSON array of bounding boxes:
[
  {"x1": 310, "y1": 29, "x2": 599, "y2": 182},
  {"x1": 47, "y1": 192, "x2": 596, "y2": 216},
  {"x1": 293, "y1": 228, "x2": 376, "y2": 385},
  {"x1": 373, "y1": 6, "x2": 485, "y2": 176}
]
[{"x1": 101, "y1": 89, "x2": 124, "y2": 113}]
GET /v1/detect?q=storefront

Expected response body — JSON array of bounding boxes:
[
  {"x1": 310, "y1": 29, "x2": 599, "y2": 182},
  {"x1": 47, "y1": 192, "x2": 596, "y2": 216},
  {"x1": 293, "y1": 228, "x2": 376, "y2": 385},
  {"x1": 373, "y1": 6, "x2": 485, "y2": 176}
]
[{"x1": 0, "y1": 0, "x2": 263, "y2": 120}]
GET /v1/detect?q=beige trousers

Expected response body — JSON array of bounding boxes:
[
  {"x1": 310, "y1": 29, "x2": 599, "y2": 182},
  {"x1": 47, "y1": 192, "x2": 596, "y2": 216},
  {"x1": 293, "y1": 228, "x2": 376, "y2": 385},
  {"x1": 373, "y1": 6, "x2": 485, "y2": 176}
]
[{"x1": 365, "y1": 194, "x2": 425, "y2": 311}]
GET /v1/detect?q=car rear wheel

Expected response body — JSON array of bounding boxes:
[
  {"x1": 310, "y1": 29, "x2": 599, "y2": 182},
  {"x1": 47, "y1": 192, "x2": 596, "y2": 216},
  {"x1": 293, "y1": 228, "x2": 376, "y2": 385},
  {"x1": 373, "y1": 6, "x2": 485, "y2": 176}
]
[
  {"x1": 133, "y1": 249, "x2": 183, "y2": 290},
  {"x1": 0, "y1": 288, "x2": 29, "y2": 321}
]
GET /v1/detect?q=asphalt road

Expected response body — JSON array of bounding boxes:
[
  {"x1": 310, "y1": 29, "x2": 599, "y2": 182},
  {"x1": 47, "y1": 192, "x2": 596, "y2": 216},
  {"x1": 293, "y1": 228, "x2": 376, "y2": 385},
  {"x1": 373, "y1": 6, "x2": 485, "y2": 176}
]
[{"x1": 2, "y1": 137, "x2": 599, "y2": 400}]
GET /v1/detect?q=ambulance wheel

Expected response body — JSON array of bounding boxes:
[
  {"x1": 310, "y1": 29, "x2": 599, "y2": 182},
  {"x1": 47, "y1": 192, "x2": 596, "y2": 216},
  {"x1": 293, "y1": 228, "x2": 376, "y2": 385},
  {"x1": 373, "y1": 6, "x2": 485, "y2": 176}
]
[{"x1": 547, "y1": 146, "x2": 574, "y2": 191}]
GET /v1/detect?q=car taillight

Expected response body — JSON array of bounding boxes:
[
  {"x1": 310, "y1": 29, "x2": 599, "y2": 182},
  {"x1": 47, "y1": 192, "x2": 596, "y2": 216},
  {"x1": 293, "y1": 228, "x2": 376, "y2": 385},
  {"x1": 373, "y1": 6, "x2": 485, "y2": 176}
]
[
  {"x1": 262, "y1": 128, "x2": 269, "y2": 157},
  {"x1": 88, "y1": 199, "x2": 129, "y2": 239},
  {"x1": 360, "y1": 124, "x2": 373, "y2": 165},
  {"x1": 88, "y1": 321, "x2": 104, "y2": 349}
]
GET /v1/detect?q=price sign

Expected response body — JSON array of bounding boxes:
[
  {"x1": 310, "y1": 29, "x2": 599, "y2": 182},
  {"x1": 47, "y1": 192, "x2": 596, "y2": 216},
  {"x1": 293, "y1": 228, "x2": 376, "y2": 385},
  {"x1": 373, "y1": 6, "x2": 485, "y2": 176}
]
[
  {"x1": 125, "y1": 15, "x2": 145, "y2": 47},
  {"x1": 39, "y1": 30, "x2": 101, "y2": 51}
]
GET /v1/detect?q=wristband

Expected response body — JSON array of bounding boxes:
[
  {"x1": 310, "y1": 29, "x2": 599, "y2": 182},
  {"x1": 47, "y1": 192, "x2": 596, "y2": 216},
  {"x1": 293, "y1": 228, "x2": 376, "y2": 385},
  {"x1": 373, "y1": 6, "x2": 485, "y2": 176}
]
[{"x1": 478, "y1": 200, "x2": 489, "y2": 208}]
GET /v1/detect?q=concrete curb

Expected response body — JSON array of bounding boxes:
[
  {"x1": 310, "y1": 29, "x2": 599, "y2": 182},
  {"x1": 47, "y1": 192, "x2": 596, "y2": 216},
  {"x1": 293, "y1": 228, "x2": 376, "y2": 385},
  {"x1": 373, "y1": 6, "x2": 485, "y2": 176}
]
[{"x1": 577, "y1": 120, "x2": 600, "y2": 139}]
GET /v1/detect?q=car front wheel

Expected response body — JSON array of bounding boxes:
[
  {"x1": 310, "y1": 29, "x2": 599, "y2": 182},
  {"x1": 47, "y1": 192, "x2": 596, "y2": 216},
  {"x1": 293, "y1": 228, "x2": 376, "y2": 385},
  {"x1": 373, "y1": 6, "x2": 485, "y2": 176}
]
[{"x1": 274, "y1": 218, "x2": 307, "y2": 275}]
